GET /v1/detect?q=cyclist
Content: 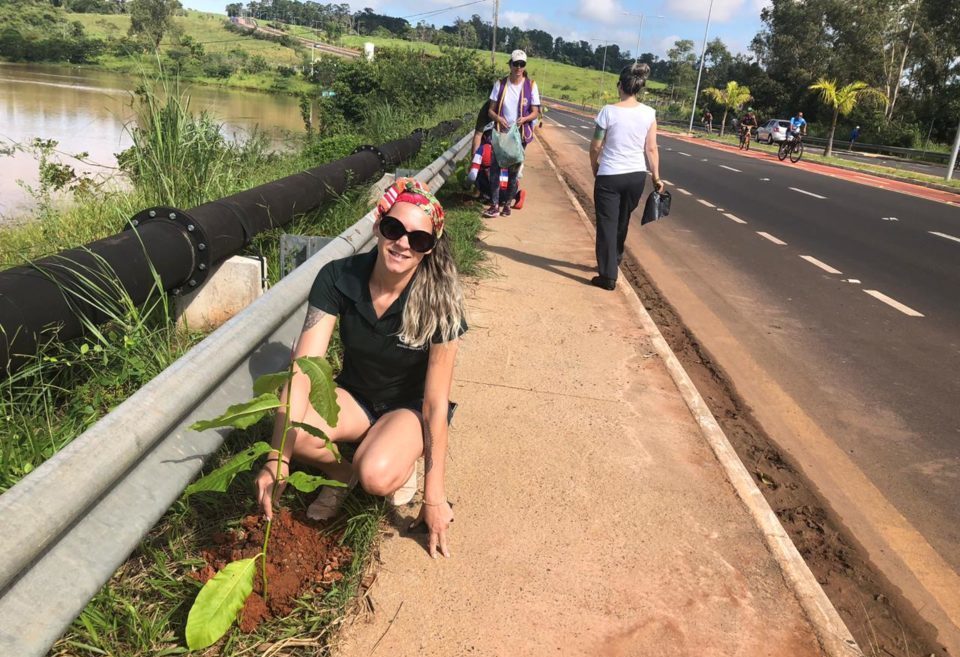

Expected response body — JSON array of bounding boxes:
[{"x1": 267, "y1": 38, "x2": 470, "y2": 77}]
[
  {"x1": 739, "y1": 107, "x2": 758, "y2": 150},
  {"x1": 788, "y1": 111, "x2": 807, "y2": 141}
]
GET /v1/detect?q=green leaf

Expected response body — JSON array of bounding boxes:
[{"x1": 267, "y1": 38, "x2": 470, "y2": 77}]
[
  {"x1": 285, "y1": 471, "x2": 348, "y2": 493},
  {"x1": 185, "y1": 557, "x2": 258, "y2": 650},
  {"x1": 252, "y1": 371, "x2": 293, "y2": 397},
  {"x1": 296, "y1": 356, "x2": 339, "y2": 427},
  {"x1": 290, "y1": 421, "x2": 341, "y2": 462},
  {"x1": 190, "y1": 393, "x2": 281, "y2": 431},
  {"x1": 183, "y1": 441, "x2": 273, "y2": 498}
]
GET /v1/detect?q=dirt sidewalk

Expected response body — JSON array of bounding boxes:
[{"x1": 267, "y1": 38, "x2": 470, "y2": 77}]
[{"x1": 335, "y1": 142, "x2": 845, "y2": 657}]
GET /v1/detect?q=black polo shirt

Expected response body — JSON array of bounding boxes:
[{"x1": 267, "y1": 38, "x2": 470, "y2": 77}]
[{"x1": 308, "y1": 250, "x2": 466, "y2": 406}]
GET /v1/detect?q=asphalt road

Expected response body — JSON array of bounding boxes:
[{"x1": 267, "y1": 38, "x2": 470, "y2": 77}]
[
  {"x1": 544, "y1": 98, "x2": 956, "y2": 178},
  {"x1": 543, "y1": 106, "x2": 960, "y2": 642}
]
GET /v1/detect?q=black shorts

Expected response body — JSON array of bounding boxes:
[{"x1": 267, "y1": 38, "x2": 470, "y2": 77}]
[{"x1": 341, "y1": 386, "x2": 457, "y2": 426}]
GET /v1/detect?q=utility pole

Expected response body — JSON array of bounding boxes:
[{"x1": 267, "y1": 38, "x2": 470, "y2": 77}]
[
  {"x1": 687, "y1": 0, "x2": 715, "y2": 134},
  {"x1": 589, "y1": 38, "x2": 609, "y2": 106},
  {"x1": 622, "y1": 12, "x2": 664, "y2": 63},
  {"x1": 492, "y1": 0, "x2": 499, "y2": 67},
  {"x1": 947, "y1": 115, "x2": 960, "y2": 182}
]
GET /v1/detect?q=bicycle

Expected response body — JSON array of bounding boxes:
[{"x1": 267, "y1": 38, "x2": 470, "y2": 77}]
[{"x1": 778, "y1": 130, "x2": 804, "y2": 163}]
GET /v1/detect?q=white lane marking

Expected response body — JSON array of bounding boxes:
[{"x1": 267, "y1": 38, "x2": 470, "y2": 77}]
[
  {"x1": 661, "y1": 179, "x2": 673, "y2": 185},
  {"x1": 553, "y1": 122, "x2": 567, "y2": 128},
  {"x1": 800, "y1": 255, "x2": 843, "y2": 275},
  {"x1": 882, "y1": 216, "x2": 899, "y2": 221},
  {"x1": 679, "y1": 151, "x2": 691, "y2": 157},
  {"x1": 720, "y1": 165, "x2": 742, "y2": 173},
  {"x1": 723, "y1": 212, "x2": 747, "y2": 224},
  {"x1": 864, "y1": 290, "x2": 924, "y2": 317},
  {"x1": 666, "y1": 147, "x2": 674, "y2": 151},
  {"x1": 757, "y1": 231, "x2": 787, "y2": 245},
  {"x1": 930, "y1": 231, "x2": 960, "y2": 244},
  {"x1": 760, "y1": 177, "x2": 771, "y2": 181},
  {"x1": 717, "y1": 207, "x2": 725, "y2": 212},
  {"x1": 701, "y1": 158, "x2": 709, "y2": 162},
  {"x1": 842, "y1": 279, "x2": 861, "y2": 284},
  {"x1": 789, "y1": 187, "x2": 827, "y2": 199},
  {"x1": 677, "y1": 188, "x2": 692, "y2": 196},
  {"x1": 697, "y1": 199, "x2": 716, "y2": 208},
  {"x1": 575, "y1": 133, "x2": 590, "y2": 141}
]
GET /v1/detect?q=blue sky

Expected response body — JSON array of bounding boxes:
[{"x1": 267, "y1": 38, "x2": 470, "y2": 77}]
[{"x1": 181, "y1": 0, "x2": 768, "y2": 60}]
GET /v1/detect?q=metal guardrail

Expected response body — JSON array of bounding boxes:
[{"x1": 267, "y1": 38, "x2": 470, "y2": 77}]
[{"x1": 0, "y1": 130, "x2": 473, "y2": 657}]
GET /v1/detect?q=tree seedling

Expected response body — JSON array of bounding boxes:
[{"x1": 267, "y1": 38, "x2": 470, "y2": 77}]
[{"x1": 183, "y1": 356, "x2": 345, "y2": 650}]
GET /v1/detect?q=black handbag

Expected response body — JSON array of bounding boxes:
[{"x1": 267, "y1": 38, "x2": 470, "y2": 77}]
[{"x1": 641, "y1": 189, "x2": 672, "y2": 225}]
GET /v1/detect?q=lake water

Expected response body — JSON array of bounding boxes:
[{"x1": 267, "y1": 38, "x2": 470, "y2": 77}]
[{"x1": 0, "y1": 62, "x2": 306, "y2": 221}]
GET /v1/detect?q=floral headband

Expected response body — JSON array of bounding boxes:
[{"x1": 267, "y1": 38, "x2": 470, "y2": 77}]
[{"x1": 375, "y1": 178, "x2": 445, "y2": 239}]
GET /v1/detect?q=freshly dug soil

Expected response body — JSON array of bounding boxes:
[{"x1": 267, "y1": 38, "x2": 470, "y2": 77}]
[{"x1": 192, "y1": 507, "x2": 352, "y2": 633}]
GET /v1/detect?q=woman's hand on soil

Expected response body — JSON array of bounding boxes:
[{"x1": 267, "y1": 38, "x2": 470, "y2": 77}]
[
  {"x1": 411, "y1": 501, "x2": 454, "y2": 559},
  {"x1": 255, "y1": 461, "x2": 289, "y2": 521}
]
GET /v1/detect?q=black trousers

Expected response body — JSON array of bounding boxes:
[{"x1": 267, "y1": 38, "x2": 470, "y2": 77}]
[{"x1": 593, "y1": 171, "x2": 647, "y2": 281}]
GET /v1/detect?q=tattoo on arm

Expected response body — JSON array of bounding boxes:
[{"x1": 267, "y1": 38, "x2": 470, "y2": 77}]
[
  {"x1": 303, "y1": 306, "x2": 327, "y2": 331},
  {"x1": 593, "y1": 126, "x2": 606, "y2": 141},
  {"x1": 422, "y1": 420, "x2": 434, "y2": 477}
]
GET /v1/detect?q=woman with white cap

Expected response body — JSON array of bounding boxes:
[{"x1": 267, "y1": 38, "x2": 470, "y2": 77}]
[{"x1": 483, "y1": 49, "x2": 541, "y2": 218}]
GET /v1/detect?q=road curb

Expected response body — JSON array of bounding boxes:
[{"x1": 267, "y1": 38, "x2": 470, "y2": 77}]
[{"x1": 536, "y1": 137, "x2": 864, "y2": 657}]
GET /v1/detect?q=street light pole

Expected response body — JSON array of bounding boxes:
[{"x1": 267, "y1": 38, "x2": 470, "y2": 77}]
[
  {"x1": 492, "y1": 0, "x2": 499, "y2": 67},
  {"x1": 687, "y1": 0, "x2": 715, "y2": 134},
  {"x1": 947, "y1": 115, "x2": 960, "y2": 182},
  {"x1": 622, "y1": 12, "x2": 664, "y2": 63}
]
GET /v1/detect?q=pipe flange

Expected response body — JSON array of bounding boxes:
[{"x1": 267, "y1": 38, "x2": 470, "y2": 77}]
[
  {"x1": 351, "y1": 144, "x2": 388, "y2": 177},
  {"x1": 126, "y1": 206, "x2": 212, "y2": 293}
]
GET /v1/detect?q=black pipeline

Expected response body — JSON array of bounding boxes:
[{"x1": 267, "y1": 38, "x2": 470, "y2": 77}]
[{"x1": 0, "y1": 119, "x2": 463, "y2": 371}]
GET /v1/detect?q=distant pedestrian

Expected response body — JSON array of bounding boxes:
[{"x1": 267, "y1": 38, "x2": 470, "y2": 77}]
[
  {"x1": 702, "y1": 109, "x2": 713, "y2": 134},
  {"x1": 849, "y1": 125, "x2": 861, "y2": 151},
  {"x1": 483, "y1": 49, "x2": 541, "y2": 218},
  {"x1": 588, "y1": 63, "x2": 665, "y2": 291}
]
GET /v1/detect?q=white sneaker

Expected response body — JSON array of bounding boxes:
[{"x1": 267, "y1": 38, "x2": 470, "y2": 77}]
[
  {"x1": 388, "y1": 464, "x2": 418, "y2": 506},
  {"x1": 307, "y1": 477, "x2": 356, "y2": 521}
]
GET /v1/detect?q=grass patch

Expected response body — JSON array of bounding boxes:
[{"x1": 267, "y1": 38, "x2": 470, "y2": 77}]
[
  {"x1": 49, "y1": 422, "x2": 389, "y2": 656},
  {"x1": 71, "y1": 10, "x2": 313, "y2": 93},
  {"x1": 74, "y1": 10, "x2": 303, "y2": 67}
]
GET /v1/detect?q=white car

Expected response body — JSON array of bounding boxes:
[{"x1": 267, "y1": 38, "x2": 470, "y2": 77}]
[{"x1": 757, "y1": 119, "x2": 792, "y2": 144}]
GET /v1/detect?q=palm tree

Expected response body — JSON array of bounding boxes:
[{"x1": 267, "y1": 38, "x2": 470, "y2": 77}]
[
  {"x1": 702, "y1": 81, "x2": 752, "y2": 137},
  {"x1": 808, "y1": 78, "x2": 889, "y2": 157}
]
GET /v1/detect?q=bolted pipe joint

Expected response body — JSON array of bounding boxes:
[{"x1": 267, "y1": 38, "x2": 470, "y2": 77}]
[{"x1": 126, "y1": 207, "x2": 212, "y2": 292}]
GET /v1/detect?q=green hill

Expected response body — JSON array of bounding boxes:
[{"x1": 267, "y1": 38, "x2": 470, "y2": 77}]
[{"x1": 336, "y1": 34, "x2": 666, "y2": 104}]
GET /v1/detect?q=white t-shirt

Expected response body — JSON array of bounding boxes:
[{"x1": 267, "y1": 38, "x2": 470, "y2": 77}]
[
  {"x1": 594, "y1": 103, "x2": 656, "y2": 176},
  {"x1": 489, "y1": 78, "x2": 541, "y2": 126}
]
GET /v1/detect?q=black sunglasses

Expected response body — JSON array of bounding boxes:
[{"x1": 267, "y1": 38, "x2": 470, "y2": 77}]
[
  {"x1": 512, "y1": 61, "x2": 526, "y2": 68},
  {"x1": 379, "y1": 215, "x2": 437, "y2": 253}
]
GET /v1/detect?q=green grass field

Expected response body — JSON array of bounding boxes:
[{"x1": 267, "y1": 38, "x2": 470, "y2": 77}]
[
  {"x1": 75, "y1": 10, "x2": 303, "y2": 65},
  {"x1": 333, "y1": 34, "x2": 666, "y2": 103},
  {"x1": 71, "y1": 10, "x2": 312, "y2": 92}
]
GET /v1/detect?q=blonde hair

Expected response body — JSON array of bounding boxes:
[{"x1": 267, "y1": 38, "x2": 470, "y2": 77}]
[{"x1": 398, "y1": 234, "x2": 466, "y2": 349}]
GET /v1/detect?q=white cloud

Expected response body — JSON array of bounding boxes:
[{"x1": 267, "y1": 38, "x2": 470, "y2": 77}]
[
  {"x1": 502, "y1": 10, "x2": 535, "y2": 28},
  {"x1": 662, "y1": 0, "x2": 747, "y2": 22},
  {"x1": 575, "y1": 0, "x2": 628, "y2": 25}
]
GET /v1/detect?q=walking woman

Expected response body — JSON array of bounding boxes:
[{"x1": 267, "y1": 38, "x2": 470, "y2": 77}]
[
  {"x1": 589, "y1": 63, "x2": 665, "y2": 290},
  {"x1": 254, "y1": 178, "x2": 466, "y2": 559}
]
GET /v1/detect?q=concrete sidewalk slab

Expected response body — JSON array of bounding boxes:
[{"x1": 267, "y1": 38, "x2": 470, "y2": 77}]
[{"x1": 335, "y1": 141, "x2": 847, "y2": 657}]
